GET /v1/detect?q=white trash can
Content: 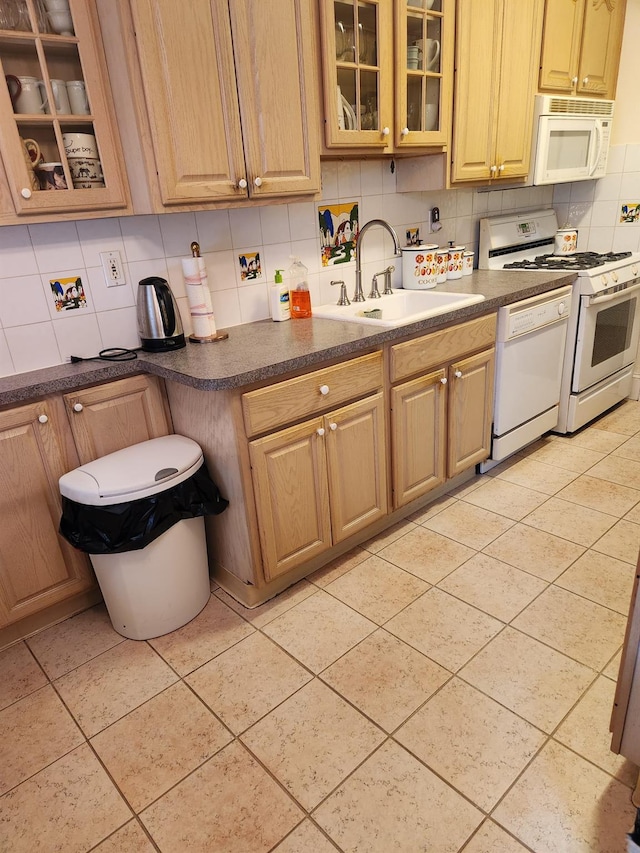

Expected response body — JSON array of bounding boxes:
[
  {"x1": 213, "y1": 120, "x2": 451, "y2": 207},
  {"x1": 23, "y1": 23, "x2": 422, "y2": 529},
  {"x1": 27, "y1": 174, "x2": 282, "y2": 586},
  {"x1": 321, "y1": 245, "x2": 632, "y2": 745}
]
[{"x1": 59, "y1": 435, "x2": 212, "y2": 641}]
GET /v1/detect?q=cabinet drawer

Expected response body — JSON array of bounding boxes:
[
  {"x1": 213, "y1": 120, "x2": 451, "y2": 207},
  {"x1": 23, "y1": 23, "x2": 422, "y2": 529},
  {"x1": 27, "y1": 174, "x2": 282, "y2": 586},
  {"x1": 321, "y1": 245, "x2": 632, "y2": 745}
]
[
  {"x1": 242, "y1": 351, "x2": 383, "y2": 436},
  {"x1": 390, "y1": 314, "x2": 496, "y2": 383}
]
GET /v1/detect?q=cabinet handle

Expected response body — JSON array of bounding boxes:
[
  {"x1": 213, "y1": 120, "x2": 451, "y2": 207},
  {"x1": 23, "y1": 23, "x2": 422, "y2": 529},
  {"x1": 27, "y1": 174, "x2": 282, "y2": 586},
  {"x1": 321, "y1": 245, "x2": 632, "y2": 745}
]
[
  {"x1": 583, "y1": 76, "x2": 589, "y2": 85},
  {"x1": 329, "y1": 422, "x2": 338, "y2": 431},
  {"x1": 440, "y1": 377, "x2": 447, "y2": 385},
  {"x1": 21, "y1": 187, "x2": 32, "y2": 199},
  {"x1": 571, "y1": 76, "x2": 578, "y2": 85},
  {"x1": 38, "y1": 414, "x2": 48, "y2": 424},
  {"x1": 317, "y1": 427, "x2": 325, "y2": 436},
  {"x1": 319, "y1": 384, "x2": 330, "y2": 396},
  {"x1": 454, "y1": 369, "x2": 463, "y2": 378},
  {"x1": 254, "y1": 176, "x2": 263, "y2": 187},
  {"x1": 401, "y1": 127, "x2": 409, "y2": 137},
  {"x1": 381, "y1": 127, "x2": 390, "y2": 136},
  {"x1": 498, "y1": 164, "x2": 505, "y2": 172},
  {"x1": 73, "y1": 402, "x2": 83, "y2": 412},
  {"x1": 490, "y1": 165, "x2": 497, "y2": 174},
  {"x1": 237, "y1": 178, "x2": 248, "y2": 189}
]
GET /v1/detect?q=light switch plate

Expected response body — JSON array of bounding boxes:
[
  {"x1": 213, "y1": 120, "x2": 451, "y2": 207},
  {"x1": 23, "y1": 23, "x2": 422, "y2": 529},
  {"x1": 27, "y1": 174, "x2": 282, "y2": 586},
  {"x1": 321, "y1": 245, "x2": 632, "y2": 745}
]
[{"x1": 100, "y1": 250, "x2": 126, "y2": 287}]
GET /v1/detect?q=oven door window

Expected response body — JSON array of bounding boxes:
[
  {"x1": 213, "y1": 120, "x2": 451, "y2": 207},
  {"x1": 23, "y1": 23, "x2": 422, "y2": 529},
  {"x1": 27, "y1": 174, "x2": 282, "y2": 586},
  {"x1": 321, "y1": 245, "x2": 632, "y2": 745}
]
[{"x1": 573, "y1": 290, "x2": 640, "y2": 393}]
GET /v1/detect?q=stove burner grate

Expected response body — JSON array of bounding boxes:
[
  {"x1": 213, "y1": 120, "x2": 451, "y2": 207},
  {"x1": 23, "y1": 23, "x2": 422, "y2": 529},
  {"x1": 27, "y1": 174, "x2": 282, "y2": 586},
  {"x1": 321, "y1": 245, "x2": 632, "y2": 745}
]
[{"x1": 504, "y1": 251, "x2": 632, "y2": 271}]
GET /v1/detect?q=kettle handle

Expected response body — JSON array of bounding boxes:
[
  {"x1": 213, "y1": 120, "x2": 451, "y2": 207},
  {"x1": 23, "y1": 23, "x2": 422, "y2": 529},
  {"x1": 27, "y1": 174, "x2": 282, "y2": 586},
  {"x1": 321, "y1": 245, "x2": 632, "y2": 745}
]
[{"x1": 154, "y1": 279, "x2": 177, "y2": 335}]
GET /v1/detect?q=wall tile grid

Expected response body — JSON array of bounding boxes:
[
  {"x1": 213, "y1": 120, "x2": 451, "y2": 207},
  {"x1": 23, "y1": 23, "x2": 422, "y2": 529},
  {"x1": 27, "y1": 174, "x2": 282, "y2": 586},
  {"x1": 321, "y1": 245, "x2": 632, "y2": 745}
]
[{"x1": 1, "y1": 144, "x2": 639, "y2": 378}]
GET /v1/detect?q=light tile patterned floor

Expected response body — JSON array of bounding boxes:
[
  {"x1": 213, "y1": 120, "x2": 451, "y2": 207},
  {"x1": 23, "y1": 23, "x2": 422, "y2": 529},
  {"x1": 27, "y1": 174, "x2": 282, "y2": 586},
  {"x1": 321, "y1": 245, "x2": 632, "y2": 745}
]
[{"x1": 2, "y1": 401, "x2": 640, "y2": 852}]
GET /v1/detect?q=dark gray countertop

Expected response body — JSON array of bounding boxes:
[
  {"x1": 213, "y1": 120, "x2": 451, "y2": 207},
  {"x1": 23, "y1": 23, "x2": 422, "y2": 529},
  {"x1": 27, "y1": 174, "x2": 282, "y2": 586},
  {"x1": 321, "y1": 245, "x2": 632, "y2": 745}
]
[{"x1": 0, "y1": 269, "x2": 575, "y2": 406}]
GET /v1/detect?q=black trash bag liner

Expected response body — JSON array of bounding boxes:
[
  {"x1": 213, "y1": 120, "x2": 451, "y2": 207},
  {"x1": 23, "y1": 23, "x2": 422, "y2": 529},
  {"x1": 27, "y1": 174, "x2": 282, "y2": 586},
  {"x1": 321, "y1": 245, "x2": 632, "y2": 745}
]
[{"x1": 59, "y1": 462, "x2": 228, "y2": 555}]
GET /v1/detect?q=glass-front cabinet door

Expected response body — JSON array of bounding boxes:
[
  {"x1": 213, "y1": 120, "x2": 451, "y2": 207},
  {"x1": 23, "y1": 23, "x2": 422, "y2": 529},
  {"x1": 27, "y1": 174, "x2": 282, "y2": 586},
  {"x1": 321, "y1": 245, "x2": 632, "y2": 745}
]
[
  {"x1": 395, "y1": 0, "x2": 451, "y2": 148},
  {"x1": 320, "y1": 0, "x2": 393, "y2": 149},
  {"x1": 0, "y1": 0, "x2": 129, "y2": 219}
]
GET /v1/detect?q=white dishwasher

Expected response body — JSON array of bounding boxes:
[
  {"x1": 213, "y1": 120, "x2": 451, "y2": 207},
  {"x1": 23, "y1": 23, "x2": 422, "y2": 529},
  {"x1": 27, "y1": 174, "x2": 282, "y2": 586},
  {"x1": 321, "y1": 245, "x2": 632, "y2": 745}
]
[{"x1": 480, "y1": 285, "x2": 573, "y2": 471}]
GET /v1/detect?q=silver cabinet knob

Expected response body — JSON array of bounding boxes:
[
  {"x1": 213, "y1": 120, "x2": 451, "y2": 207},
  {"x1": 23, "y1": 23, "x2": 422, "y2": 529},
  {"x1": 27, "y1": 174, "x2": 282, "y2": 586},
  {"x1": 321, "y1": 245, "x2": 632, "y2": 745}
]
[
  {"x1": 38, "y1": 414, "x2": 48, "y2": 424},
  {"x1": 440, "y1": 377, "x2": 447, "y2": 385},
  {"x1": 329, "y1": 422, "x2": 338, "y2": 431},
  {"x1": 73, "y1": 402, "x2": 83, "y2": 412},
  {"x1": 21, "y1": 187, "x2": 32, "y2": 199},
  {"x1": 319, "y1": 384, "x2": 330, "y2": 396},
  {"x1": 238, "y1": 178, "x2": 248, "y2": 189},
  {"x1": 317, "y1": 427, "x2": 325, "y2": 436},
  {"x1": 454, "y1": 369, "x2": 463, "y2": 378},
  {"x1": 254, "y1": 176, "x2": 263, "y2": 187}
]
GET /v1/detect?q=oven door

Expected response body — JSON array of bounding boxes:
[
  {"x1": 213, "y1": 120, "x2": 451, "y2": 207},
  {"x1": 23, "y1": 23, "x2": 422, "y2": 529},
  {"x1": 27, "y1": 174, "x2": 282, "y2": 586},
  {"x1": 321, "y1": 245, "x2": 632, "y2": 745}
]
[{"x1": 573, "y1": 281, "x2": 640, "y2": 393}]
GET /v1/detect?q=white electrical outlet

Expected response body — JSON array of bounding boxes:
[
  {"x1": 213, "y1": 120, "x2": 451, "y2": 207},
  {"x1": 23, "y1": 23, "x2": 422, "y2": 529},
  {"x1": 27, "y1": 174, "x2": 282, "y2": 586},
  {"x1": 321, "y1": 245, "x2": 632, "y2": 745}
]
[{"x1": 100, "y1": 250, "x2": 126, "y2": 287}]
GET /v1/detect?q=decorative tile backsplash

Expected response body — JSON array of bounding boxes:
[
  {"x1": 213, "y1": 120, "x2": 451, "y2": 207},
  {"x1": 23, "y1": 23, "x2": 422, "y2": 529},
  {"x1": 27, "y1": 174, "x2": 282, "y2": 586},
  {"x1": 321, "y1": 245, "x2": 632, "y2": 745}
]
[{"x1": 1, "y1": 144, "x2": 640, "y2": 378}]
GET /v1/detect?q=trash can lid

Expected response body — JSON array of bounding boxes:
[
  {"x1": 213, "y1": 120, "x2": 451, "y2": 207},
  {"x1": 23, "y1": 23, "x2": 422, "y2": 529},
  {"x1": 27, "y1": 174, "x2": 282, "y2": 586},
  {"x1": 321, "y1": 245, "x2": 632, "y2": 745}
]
[{"x1": 59, "y1": 435, "x2": 204, "y2": 506}]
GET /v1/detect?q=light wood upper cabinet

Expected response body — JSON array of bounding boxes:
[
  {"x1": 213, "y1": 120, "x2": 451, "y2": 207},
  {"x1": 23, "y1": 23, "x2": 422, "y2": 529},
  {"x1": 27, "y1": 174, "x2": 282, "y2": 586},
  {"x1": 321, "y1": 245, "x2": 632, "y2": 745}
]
[
  {"x1": 0, "y1": 0, "x2": 130, "y2": 224},
  {"x1": 451, "y1": 0, "x2": 544, "y2": 183},
  {"x1": 0, "y1": 398, "x2": 93, "y2": 628},
  {"x1": 319, "y1": 0, "x2": 453, "y2": 153},
  {"x1": 63, "y1": 375, "x2": 172, "y2": 464},
  {"x1": 539, "y1": 0, "x2": 627, "y2": 99},
  {"x1": 98, "y1": 0, "x2": 320, "y2": 210}
]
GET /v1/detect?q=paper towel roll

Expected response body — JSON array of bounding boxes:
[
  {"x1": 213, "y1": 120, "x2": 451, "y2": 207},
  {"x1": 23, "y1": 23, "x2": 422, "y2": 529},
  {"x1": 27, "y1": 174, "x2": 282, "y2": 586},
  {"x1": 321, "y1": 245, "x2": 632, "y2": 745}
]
[{"x1": 181, "y1": 256, "x2": 217, "y2": 338}]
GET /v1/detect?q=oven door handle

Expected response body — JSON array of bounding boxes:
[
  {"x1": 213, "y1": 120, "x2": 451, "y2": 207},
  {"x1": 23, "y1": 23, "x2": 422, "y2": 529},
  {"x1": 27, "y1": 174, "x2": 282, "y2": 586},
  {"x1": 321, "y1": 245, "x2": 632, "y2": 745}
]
[{"x1": 588, "y1": 281, "x2": 640, "y2": 305}]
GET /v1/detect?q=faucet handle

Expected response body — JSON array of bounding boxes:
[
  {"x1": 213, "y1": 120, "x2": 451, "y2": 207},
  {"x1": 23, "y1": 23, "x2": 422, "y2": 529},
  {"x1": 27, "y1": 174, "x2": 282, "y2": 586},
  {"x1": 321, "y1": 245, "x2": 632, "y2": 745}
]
[
  {"x1": 368, "y1": 274, "x2": 382, "y2": 299},
  {"x1": 331, "y1": 279, "x2": 350, "y2": 306},
  {"x1": 382, "y1": 265, "x2": 395, "y2": 295}
]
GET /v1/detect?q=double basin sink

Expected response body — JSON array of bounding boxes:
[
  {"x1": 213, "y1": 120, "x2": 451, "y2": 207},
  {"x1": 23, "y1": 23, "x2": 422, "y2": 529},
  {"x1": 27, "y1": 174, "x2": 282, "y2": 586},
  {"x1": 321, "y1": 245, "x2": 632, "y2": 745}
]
[{"x1": 313, "y1": 288, "x2": 485, "y2": 328}]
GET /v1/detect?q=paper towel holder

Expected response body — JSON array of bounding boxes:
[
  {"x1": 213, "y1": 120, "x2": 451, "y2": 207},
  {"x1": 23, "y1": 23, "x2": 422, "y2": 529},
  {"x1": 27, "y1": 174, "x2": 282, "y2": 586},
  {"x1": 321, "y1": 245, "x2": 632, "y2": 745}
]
[{"x1": 187, "y1": 241, "x2": 229, "y2": 344}]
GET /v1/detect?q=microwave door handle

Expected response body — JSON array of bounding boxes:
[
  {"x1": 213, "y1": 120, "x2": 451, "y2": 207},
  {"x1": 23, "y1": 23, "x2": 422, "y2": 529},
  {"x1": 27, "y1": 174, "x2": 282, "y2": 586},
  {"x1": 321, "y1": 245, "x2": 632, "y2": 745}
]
[
  {"x1": 589, "y1": 122, "x2": 603, "y2": 176},
  {"x1": 589, "y1": 281, "x2": 640, "y2": 305}
]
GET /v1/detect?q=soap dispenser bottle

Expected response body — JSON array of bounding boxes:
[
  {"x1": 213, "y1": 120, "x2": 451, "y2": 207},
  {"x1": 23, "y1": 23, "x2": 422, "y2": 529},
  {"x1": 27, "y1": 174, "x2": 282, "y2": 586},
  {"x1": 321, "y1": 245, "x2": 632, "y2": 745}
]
[
  {"x1": 288, "y1": 256, "x2": 312, "y2": 319},
  {"x1": 270, "y1": 269, "x2": 290, "y2": 321}
]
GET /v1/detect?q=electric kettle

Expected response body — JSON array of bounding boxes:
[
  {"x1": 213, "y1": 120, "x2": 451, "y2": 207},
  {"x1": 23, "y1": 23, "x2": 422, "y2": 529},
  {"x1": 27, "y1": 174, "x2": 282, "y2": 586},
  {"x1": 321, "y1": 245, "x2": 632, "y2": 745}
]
[{"x1": 136, "y1": 276, "x2": 186, "y2": 352}]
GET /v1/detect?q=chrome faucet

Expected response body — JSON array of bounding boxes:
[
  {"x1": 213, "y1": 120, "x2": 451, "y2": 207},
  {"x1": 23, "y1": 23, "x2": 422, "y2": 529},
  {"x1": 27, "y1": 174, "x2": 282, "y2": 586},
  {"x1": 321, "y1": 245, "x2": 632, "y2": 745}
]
[{"x1": 353, "y1": 220, "x2": 401, "y2": 302}]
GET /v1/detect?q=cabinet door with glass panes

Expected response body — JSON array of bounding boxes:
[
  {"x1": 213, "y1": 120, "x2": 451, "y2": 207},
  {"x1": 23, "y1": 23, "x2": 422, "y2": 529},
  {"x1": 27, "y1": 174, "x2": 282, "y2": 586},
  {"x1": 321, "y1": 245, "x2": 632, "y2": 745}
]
[
  {"x1": 319, "y1": 0, "x2": 394, "y2": 150},
  {"x1": 395, "y1": 0, "x2": 452, "y2": 148},
  {"x1": 0, "y1": 0, "x2": 129, "y2": 220}
]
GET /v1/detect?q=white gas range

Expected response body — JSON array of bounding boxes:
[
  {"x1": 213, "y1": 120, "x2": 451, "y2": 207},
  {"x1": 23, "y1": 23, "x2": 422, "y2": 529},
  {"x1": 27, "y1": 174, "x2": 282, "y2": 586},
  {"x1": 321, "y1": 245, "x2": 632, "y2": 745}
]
[{"x1": 479, "y1": 208, "x2": 640, "y2": 437}]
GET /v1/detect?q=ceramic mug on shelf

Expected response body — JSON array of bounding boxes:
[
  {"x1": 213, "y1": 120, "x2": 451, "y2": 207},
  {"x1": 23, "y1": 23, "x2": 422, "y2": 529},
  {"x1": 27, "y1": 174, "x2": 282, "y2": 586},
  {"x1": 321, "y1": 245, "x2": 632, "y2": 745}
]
[
  {"x1": 425, "y1": 101, "x2": 438, "y2": 131},
  {"x1": 35, "y1": 161, "x2": 67, "y2": 190},
  {"x1": 407, "y1": 45, "x2": 422, "y2": 70},
  {"x1": 68, "y1": 157, "x2": 103, "y2": 181},
  {"x1": 5, "y1": 74, "x2": 45, "y2": 114},
  {"x1": 43, "y1": 0, "x2": 74, "y2": 35},
  {"x1": 62, "y1": 131, "x2": 98, "y2": 159},
  {"x1": 20, "y1": 137, "x2": 41, "y2": 190},
  {"x1": 425, "y1": 38, "x2": 440, "y2": 71},
  {"x1": 37, "y1": 78, "x2": 71, "y2": 114},
  {"x1": 66, "y1": 80, "x2": 89, "y2": 115}
]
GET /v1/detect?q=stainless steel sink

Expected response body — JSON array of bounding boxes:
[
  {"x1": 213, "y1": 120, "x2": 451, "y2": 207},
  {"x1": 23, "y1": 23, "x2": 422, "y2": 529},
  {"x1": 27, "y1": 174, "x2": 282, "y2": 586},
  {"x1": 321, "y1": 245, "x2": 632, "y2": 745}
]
[{"x1": 313, "y1": 289, "x2": 485, "y2": 328}]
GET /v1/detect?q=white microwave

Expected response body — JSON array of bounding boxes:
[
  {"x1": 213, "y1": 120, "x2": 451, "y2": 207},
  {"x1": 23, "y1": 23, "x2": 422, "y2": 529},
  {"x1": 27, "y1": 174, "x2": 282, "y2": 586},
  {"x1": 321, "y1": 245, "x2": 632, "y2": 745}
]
[{"x1": 530, "y1": 94, "x2": 614, "y2": 186}]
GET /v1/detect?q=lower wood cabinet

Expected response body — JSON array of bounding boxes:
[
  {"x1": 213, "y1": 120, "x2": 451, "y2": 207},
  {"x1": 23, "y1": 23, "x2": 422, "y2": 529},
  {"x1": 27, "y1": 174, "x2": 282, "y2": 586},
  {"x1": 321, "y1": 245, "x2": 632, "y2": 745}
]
[
  {"x1": 63, "y1": 374, "x2": 172, "y2": 464},
  {"x1": 0, "y1": 374, "x2": 172, "y2": 638},
  {"x1": 249, "y1": 392, "x2": 387, "y2": 581},
  {"x1": 0, "y1": 398, "x2": 93, "y2": 628},
  {"x1": 390, "y1": 315, "x2": 496, "y2": 509}
]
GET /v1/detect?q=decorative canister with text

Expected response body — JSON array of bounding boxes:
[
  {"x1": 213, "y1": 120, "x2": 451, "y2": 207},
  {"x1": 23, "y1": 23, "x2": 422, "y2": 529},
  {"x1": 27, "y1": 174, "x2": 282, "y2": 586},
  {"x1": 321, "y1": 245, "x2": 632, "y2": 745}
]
[
  {"x1": 402, "y1": 244, "x2": 439, "y2": 290},
  {"x1": 462, "y1": 251, "x2": 474, "y2": 276}
]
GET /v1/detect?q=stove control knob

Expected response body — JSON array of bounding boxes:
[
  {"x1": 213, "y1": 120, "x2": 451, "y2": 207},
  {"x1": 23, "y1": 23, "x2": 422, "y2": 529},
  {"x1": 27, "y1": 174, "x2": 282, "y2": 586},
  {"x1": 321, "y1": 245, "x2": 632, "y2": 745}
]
[
  {"x1": 632, "y1": 265, "x2": 639, "y2": 277},
  {"x1": 612, "y1": 271, "x2": 619, "y2": 283},
  {"x1": 601, "y1": 275, "x2": 608, "y2": 287}
]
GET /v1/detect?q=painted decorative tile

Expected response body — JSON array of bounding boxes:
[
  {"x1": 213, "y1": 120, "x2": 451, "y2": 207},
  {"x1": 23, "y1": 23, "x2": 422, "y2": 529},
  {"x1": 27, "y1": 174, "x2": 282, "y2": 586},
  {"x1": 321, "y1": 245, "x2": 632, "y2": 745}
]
[
  {"x1": 319, "y1": 202, "x2": 358, "y2": 266},
  {"x1": 50, "y1": 276, "x2": 87, "y2": 311},
  {"x1": 620, "y1": 203, "x2": 640, "y2": 223},
  {"x1": 238, "y1": 251, "x2": 262, "y2": 281}
]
